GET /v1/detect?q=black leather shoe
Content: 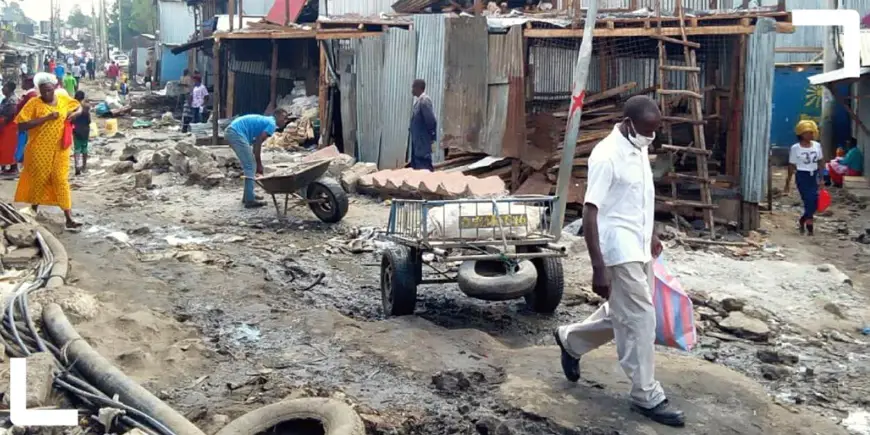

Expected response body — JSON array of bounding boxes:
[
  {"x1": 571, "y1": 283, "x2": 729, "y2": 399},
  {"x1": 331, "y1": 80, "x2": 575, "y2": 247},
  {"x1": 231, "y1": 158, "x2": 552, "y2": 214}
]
[
  {"x1": 244, "y1": 200, "x2": 267, "y2": 209},
  {"x1": 552, "y1": 329, "x2": 580, "y2": 382},
  {"x1": 631, "y1": 399, "x2": 685, "y2": 427}
]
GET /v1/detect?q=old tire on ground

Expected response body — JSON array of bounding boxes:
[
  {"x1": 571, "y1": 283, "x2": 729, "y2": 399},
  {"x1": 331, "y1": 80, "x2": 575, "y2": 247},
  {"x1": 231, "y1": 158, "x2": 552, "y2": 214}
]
[
  {"x1": 456, "y1": 259, "x2": 537, "y2": 301},
  {"x1": 523, "y1": 250, "x2": 564, "y2": 314},
  {"x1": 307, "y1": 177, "x2": 349, "y2": 223},
  {"x1": 214, "y1": 397, "x2": 365, "y2": 435},
  {"x1": 381, "y1": 245, "x2": 418, "y2": 316}
]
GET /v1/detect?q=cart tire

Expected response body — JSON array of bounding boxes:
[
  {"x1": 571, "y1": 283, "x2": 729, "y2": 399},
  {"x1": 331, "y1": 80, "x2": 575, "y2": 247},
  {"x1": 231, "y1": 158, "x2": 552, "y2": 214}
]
[
  {"x1": 307, "y1": 178, "x2": 349, "y2": 223},
  {"x1": 381, "y1": 246, "x2": 418, "y2": 316},
  {"x1": 523, "y1": 252, "x2": 564, "y2": 314},
  {"x1": 456, "y1": 260, "x2": 537, "y2": 301}
]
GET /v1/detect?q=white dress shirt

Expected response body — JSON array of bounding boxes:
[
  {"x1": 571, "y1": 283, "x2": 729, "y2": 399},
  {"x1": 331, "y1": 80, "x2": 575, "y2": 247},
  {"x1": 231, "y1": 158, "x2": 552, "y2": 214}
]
[{"x1": 584, "y1": 125, "x2": 655, "y2": 267}]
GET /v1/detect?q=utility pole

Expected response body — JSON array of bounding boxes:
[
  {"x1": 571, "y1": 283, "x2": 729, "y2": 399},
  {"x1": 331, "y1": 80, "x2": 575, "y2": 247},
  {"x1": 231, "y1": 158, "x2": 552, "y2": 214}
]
[
  {"x1": 550, "y1": 0, "x2": 599, "y2": 238},
  {"x1": 118, "y1": 0, "x2": 123, "y2": 52},
  {"x1": 820, "y1": 0, "x2": 839, "y2": 157},
  {"x1": 49, "y1": 0, "x2": 55, "y2": 47}
]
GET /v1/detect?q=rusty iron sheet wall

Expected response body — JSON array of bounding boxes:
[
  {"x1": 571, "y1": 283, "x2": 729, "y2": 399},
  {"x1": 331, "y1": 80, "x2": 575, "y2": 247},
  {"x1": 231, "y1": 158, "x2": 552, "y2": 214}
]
[
  {"x1": 355, "y1": 36, "x2": 385, "y2": 164},
  {"x1": 483, "y1": 25, "x2": 525, "y2": 158},
  {"x1": 338, "y1": 41, "x2": 358, "y2": 160},
  {"x1": 414, "y1": 14, "x2": 447, "y2": 163},
  {"x1": 379, "y1": 28, "x2": 418, "y2": 169},
  {"x1": 441, "y1": 16, "x2": 489, "y2": 154}
]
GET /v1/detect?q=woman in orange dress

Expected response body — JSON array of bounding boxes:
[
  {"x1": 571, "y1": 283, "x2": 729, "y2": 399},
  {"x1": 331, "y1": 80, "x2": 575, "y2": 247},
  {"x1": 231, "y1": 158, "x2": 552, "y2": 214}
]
[
  {"x1": 15, "y1": 72, "x2": 83, "y2": 229},
  {"x1": 0, "y1": 82, "x2": 20, "y2": 175}
]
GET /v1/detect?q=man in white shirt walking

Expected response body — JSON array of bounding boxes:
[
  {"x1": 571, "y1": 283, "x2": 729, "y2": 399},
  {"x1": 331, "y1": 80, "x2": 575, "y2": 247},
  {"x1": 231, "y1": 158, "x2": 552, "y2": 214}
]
[{"x1": 553, "y1": 96, "x2": 685, "y2": 427}]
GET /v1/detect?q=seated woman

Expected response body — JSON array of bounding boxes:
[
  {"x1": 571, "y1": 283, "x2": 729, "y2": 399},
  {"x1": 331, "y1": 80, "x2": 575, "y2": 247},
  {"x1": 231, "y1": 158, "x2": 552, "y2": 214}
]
[{"x1": 827, "y1": 137, "x2": 863, "y2": 187}]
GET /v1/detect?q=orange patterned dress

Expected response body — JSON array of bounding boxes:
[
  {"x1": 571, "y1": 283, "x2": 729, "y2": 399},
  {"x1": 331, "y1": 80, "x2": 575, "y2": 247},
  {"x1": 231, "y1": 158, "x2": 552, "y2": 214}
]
[{"x1": 14, "y1": 94, "x2": 80, "y2": 210}]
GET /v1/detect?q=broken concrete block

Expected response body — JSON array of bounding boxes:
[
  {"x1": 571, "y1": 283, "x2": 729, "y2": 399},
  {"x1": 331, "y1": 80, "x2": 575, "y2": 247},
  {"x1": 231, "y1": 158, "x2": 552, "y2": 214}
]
[
  {"x1": 5, "y1": 223, "x2": 36, "y2": 247},
  {"x1": 169, "y1": 150, "x2": 190, "y2": 175},
  {"x1": 150, "y1": 148, "x2": 173, "y2": 169},
  {"x1": 21, "y1": 352, "x2": 55, "y2": 408},
  {"x1": 112, "y1": 161, "x2": 135, "y2": 174},
  {"x1": 327, "y1": 153, "x2": 356, "y2": 178},
  {"x1": 302, "y1": 145, "x2": 340, "y2": 163},
  {"x1": 718, "y1": 312, "x2": 770, "y2": 342},
  {"x1": 133, "y1": 150, "x2": 156, "y2": 171},
  {"x1": 3, "y1": 247, "x2": 40, "y2": 267},
  {"x1": 187, "y1": 160, "x2": 223, "y2": 187},
  {"x1": 340, "y1": 162, "x2": 377, "y2": 193},
  {"x1": 120, "y1": 144, "x2": 141, "y2": 162},
  {"x1": 176, "y1": 141, "x2": 207, "y2": 159},
  {"x1": 134, "y1": 171, "x2": 153, "y2": 189}
]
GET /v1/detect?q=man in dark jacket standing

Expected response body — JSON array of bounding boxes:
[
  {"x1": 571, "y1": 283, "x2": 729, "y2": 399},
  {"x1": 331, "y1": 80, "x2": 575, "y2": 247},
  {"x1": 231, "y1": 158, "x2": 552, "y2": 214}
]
[{"x1": 408, "y1": 79, "x2": 437, "y2": 171}]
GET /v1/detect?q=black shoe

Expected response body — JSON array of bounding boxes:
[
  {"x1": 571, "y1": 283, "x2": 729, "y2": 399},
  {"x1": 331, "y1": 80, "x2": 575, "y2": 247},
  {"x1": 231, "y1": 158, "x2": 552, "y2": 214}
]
[
  {"x1": 244, "y1": 200, "x2": 267, "y2": 209},
  {"x1": 807, "y1": 224, "x2": 814, "y2": 236},
  {"x1": 631, "y1": 399, "x2": 686, "y2": 427},
  {"x1": 799, "y1": 218, "x2": 806, "y2": 235},
  {"x1": 552, "y1": 329, "x2": 580, "y2": 382}
]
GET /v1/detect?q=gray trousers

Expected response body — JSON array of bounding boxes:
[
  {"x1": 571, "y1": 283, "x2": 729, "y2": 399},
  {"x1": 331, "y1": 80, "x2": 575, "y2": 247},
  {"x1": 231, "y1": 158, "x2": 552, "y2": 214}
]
[{"x1": 557, "y1": 261, "x2": 666, "y2": 409}]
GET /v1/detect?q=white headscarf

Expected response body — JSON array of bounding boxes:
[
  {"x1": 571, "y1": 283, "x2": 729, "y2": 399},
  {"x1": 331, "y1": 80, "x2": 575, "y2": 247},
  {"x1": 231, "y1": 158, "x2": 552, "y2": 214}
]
[{"x1": 34, "y1": 72, "x2": 57, "y2": 87}]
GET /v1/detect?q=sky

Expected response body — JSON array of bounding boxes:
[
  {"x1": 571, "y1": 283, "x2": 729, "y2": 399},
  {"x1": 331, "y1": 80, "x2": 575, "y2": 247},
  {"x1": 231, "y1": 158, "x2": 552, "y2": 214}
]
[{"x1": 17, "y1": 0, "x2": 115, "y2": 23}]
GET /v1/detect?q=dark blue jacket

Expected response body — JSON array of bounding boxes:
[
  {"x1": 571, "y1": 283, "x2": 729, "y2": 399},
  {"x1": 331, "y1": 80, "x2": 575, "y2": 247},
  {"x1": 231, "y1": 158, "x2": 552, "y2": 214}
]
[{"x1": 409, "y1": 94, "x2": 437, "y2": 160}]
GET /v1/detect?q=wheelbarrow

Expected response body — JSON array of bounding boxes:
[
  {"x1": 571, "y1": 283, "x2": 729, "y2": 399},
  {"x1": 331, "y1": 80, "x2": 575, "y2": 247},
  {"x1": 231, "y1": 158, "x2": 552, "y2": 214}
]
[{"x1": 255, "y1": 159, "x2": 349, "y2": 223}]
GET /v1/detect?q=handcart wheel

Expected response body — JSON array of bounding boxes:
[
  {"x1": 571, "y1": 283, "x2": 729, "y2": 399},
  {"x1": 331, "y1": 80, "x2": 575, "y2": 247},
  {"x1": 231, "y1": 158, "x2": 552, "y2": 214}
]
[
  {"x1": 306, "y1": 178, "x2": 349, "y2": 223},
  {"x1": 521, "y1": 247, "x2": 564, "y2": 314},
  {"x1": 380, "y1": 246, "x2": 418, "y2": 317}
]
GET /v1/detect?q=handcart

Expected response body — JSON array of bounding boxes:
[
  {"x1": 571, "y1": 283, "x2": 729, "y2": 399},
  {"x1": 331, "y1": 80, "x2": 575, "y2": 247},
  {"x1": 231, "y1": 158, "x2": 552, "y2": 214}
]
[
  {"x1": 255, "y1": 159, "x2": 349, "y2": 223},
  {"x1": 379, "y1": 196, "x2": 567, "y2": 317}
]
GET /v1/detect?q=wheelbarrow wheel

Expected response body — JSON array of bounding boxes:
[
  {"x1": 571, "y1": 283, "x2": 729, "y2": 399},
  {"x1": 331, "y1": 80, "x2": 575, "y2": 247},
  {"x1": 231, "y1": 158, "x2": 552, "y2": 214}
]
[
  {"x1": 381, "y1": 246, "x2": 418, "y2": 317},
  {"x1": 307, "y1": 178, "x2": 349, "y2": 223}
]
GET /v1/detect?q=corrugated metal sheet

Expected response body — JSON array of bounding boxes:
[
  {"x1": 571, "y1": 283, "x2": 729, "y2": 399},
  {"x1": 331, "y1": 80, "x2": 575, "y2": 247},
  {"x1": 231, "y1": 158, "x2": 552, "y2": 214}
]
[
  {"x1": 765, "y1": 0, "x2": 870, "y2": 63},
  {"x1": 158, "y1": 1, "x2": 196, "y2": 45},
  {"x1": 393, "y1": 0, "x2": 440, "y2": 14},
  {"x1": 321, "y1": 0, "x2": 395, "y2": 16},
  {"x1": 414, "y1": 14, "x2": 447, "y2": 163},
  {"x1": 741, "y1": 18, "x2": 777, "y2": 203},
  {"x1": 484, "y1": 26, "x2": 524, "y2": 158},
  {"x1": 355, "y1": 36, "x2": 385, "y2": 164},
  {"x1": 859, "y1": 77, "x2": 870, "y2": 175},
  {"x1": 379, "y1": 28, "x2": 418, "y2": 169},
  {"x1": 242, "y1": 0, "x2": 274, "y2": 15},
  {"x1": 442, "y1": 16, "x2": 489, "y2": 154},
  {"x1": 339, "y1": 41, "x2": 358, "y2": 159}
]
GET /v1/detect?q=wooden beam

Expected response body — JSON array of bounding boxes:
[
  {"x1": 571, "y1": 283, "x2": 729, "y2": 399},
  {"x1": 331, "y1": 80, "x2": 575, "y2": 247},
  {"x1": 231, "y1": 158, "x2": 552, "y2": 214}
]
[
  {"x1": 657, "y1": 89, "x2": 703, "y2": 99},
  {"x1": 316, "y1": 31, "x2": 384, "y2": 40},
  {"x1": 318, "y1": 41, "x2": 328, "y2": 147},
  {"x1": 238, "y1": 0, "x2": 244, "y2": 29},
  {"x1": 774, "y1": 46, "x2": 822, "y2": 53},
  {"x1": 585, "y1": 82, "x2": 637, "y2": 104},
  {"x1": 228, "y1": 0, "x2": 235, "y2": 32},
  {"x1": 216, "y1": 30, "x2": 318, "y2": 40},
  {"x1": 649, "y1": 33, "x2": 701, "y2": 48},
  {"x1": 661, "y1": 144, "x2": 712, "y2": 155},
  {"x1": 227, "y1": 70, "x2": 235, "y2": 117},
  {"x1": 524, "y1": 25, "x2": 756, "y2": 38},
  {"x1": 212, "y1": 40, "x2": 221, "y2": 146},
  {"x1": 269, "y1": 40, "x2": 278, "y2": 109},
  {"x1": 660, "y1": 65, "x2": 700, "y2": 72}
]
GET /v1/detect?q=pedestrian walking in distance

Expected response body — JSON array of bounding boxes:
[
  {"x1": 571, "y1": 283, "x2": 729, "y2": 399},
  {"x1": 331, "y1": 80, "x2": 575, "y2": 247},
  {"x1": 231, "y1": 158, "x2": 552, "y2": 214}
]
[
  {"x1": 553, "y1": 95, "x2": 685, "y2": 428},
  {"x1": 784, "y1": 119, "x2": 824, "y2": 235},
  {"x1": 407, "y1": 79, "x2": 437, "y2": 171}
]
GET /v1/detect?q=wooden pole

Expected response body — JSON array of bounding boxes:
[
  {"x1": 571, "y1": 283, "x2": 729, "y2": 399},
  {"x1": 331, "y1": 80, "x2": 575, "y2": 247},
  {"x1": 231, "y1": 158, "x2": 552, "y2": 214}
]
[
  {"x1": 270, "y1": 40, "x2": 278, "y2": 109},
  {"x1": 212, "y1": 40, "x2": 221, "y2": 146},
  {"x1": 238, "y1": 0, "x2": 244, "y2": 30},
  {"x1": 228, "y1": 0, "x2": 235, "y2": 31},
  {"x1": 227, "y1": 71, "x2": 236, "y2": 117},
  {"x1": 318, "y1": 41, "x2": 329, "y2": 148}
]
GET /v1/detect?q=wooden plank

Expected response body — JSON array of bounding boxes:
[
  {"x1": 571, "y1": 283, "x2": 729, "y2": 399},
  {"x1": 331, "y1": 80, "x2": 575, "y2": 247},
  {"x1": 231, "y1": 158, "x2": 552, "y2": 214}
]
[
  {"x1": 662, "y1": 116, "x2": 705, "y2": 125},
  {"x1": 585, "y1": 82, "x2": 637, "y2": 104},
  {"x1": 656, "y1": 196, "x2": 719, "y2": 209},
  {"x1": 665, "y1": 172, "x2": 711, "y2": 183},
  {"x1": 523, "y1": 25, "x2": 756, "y2": 38},
  {"x1": 657, "y1": 89, "x2": 703, "y2": 99},
  {"x1": 660, "y1": 65, "x2": 700, "y2": 72},
  {"x1": 318, "y1": 41, "x2": 329, "y2": 148},
  {"x1": 269, "y1": 40, "x2": 278, "y2": 109},
  {"x1": 661, "y1": 144, "x2": 712, "y2": 155},
  {"x1": 317, "y1": 31, "x2": 385, "y2": 40},
  {"x1": 774, "y1": 46, "x2": 822, "y2": 53},
  {"x1": 229, "y1": 0, "x2": 235, "y2": 32},
  {"x1": 226, "y1": 71, "x2": 236, "y2": 117},
  {"x1": 649, "y1": 33, "x2": 701, "y2": 49},
  {"x1": 212, "y1": 40, "x2": 221, "y2": 146}
]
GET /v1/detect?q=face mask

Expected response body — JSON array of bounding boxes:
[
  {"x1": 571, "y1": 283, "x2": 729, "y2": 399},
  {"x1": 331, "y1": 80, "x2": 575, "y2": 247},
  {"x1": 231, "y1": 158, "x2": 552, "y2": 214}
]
[{"x1": 628, "y1": 120, "x2": 655, "y2": 148}]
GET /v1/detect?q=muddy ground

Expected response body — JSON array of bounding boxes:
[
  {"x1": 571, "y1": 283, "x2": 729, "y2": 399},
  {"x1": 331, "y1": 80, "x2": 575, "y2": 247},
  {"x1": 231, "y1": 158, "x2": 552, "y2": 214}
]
[{"x1": 8, "y1": 85, "x2": 870, "y2": 435}]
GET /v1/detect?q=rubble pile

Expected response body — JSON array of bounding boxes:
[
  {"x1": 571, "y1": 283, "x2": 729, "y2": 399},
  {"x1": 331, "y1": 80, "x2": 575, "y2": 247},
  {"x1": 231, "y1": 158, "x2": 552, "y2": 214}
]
[
  {"x1": 99, "y1": 135, "x2": 242, "y2": 188},
  {"x1": 0, "y1": 222, "x2": 42, "y2": 271}
]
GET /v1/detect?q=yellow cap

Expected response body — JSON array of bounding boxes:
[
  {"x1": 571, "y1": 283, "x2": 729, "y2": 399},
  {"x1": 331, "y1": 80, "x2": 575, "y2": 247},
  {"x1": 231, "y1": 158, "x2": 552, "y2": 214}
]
[{"x1": 795, "y1": 120, "x2": 819, "y2": 138}]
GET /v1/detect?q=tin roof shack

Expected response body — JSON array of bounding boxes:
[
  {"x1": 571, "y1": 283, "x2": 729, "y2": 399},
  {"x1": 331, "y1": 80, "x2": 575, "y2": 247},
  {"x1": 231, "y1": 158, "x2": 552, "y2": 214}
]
[{"x1": 319, "y1": 4, "x2": 791, "y2": 231}]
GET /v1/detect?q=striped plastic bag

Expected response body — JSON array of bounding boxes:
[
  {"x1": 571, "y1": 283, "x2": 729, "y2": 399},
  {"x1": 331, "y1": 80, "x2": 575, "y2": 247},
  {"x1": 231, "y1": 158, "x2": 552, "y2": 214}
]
[{"x1": 652, "y1": 256, "x2": 697, "y2": 351}]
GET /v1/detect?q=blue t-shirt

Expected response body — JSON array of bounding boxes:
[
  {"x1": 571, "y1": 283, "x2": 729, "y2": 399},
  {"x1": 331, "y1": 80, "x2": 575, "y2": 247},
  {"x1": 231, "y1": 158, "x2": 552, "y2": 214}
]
[
  {"x1": 55, "y1": 65, "x2": 65, "y2": 80},
  {"x1": 228, "y1": 115, "x2": 277, "y2": 143}
]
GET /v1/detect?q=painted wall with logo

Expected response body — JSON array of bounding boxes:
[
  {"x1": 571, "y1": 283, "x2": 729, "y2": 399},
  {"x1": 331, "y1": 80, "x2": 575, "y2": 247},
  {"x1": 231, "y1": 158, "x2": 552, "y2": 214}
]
[{"x1": 770, "y1": 65, "x2": 851, "y2": 149}]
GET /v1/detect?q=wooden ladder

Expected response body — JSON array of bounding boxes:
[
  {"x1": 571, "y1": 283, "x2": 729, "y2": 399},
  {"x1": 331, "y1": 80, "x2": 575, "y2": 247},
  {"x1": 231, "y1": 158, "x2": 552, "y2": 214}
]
[{"x1": 653, "y1": 8, "x2": 716, "y2": 237}]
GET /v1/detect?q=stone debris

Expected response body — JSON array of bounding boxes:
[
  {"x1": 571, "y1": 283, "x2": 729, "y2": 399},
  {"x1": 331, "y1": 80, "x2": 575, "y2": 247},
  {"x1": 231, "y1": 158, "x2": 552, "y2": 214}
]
[
  {"x1": 5, "y1": 223, "x2": 37, "y2": 247},
  {"x1": 17, "y1": 352, "x2": 55, "y2": 407},
  {"x1": 341, "y1": 162, "x2": 378, "y2": 193},
  {"x1": 717, "y1": 312, "x2": 771, "y2": 342},
  {"x1": 3, "y1": 247, "x2": 40, "y2": 267},
  {"x1": 358, "y1": 168, "x2": 507, "y2": 199},
  {"x1": 135, "y1": 171, "x2": 154, "y2": 189}
]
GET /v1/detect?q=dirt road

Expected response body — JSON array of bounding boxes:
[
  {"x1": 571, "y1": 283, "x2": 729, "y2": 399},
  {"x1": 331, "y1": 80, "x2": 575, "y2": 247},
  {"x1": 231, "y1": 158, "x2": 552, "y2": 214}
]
[{"x1": 7, "y1": 88, "x2": 870, "y2": 433}]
